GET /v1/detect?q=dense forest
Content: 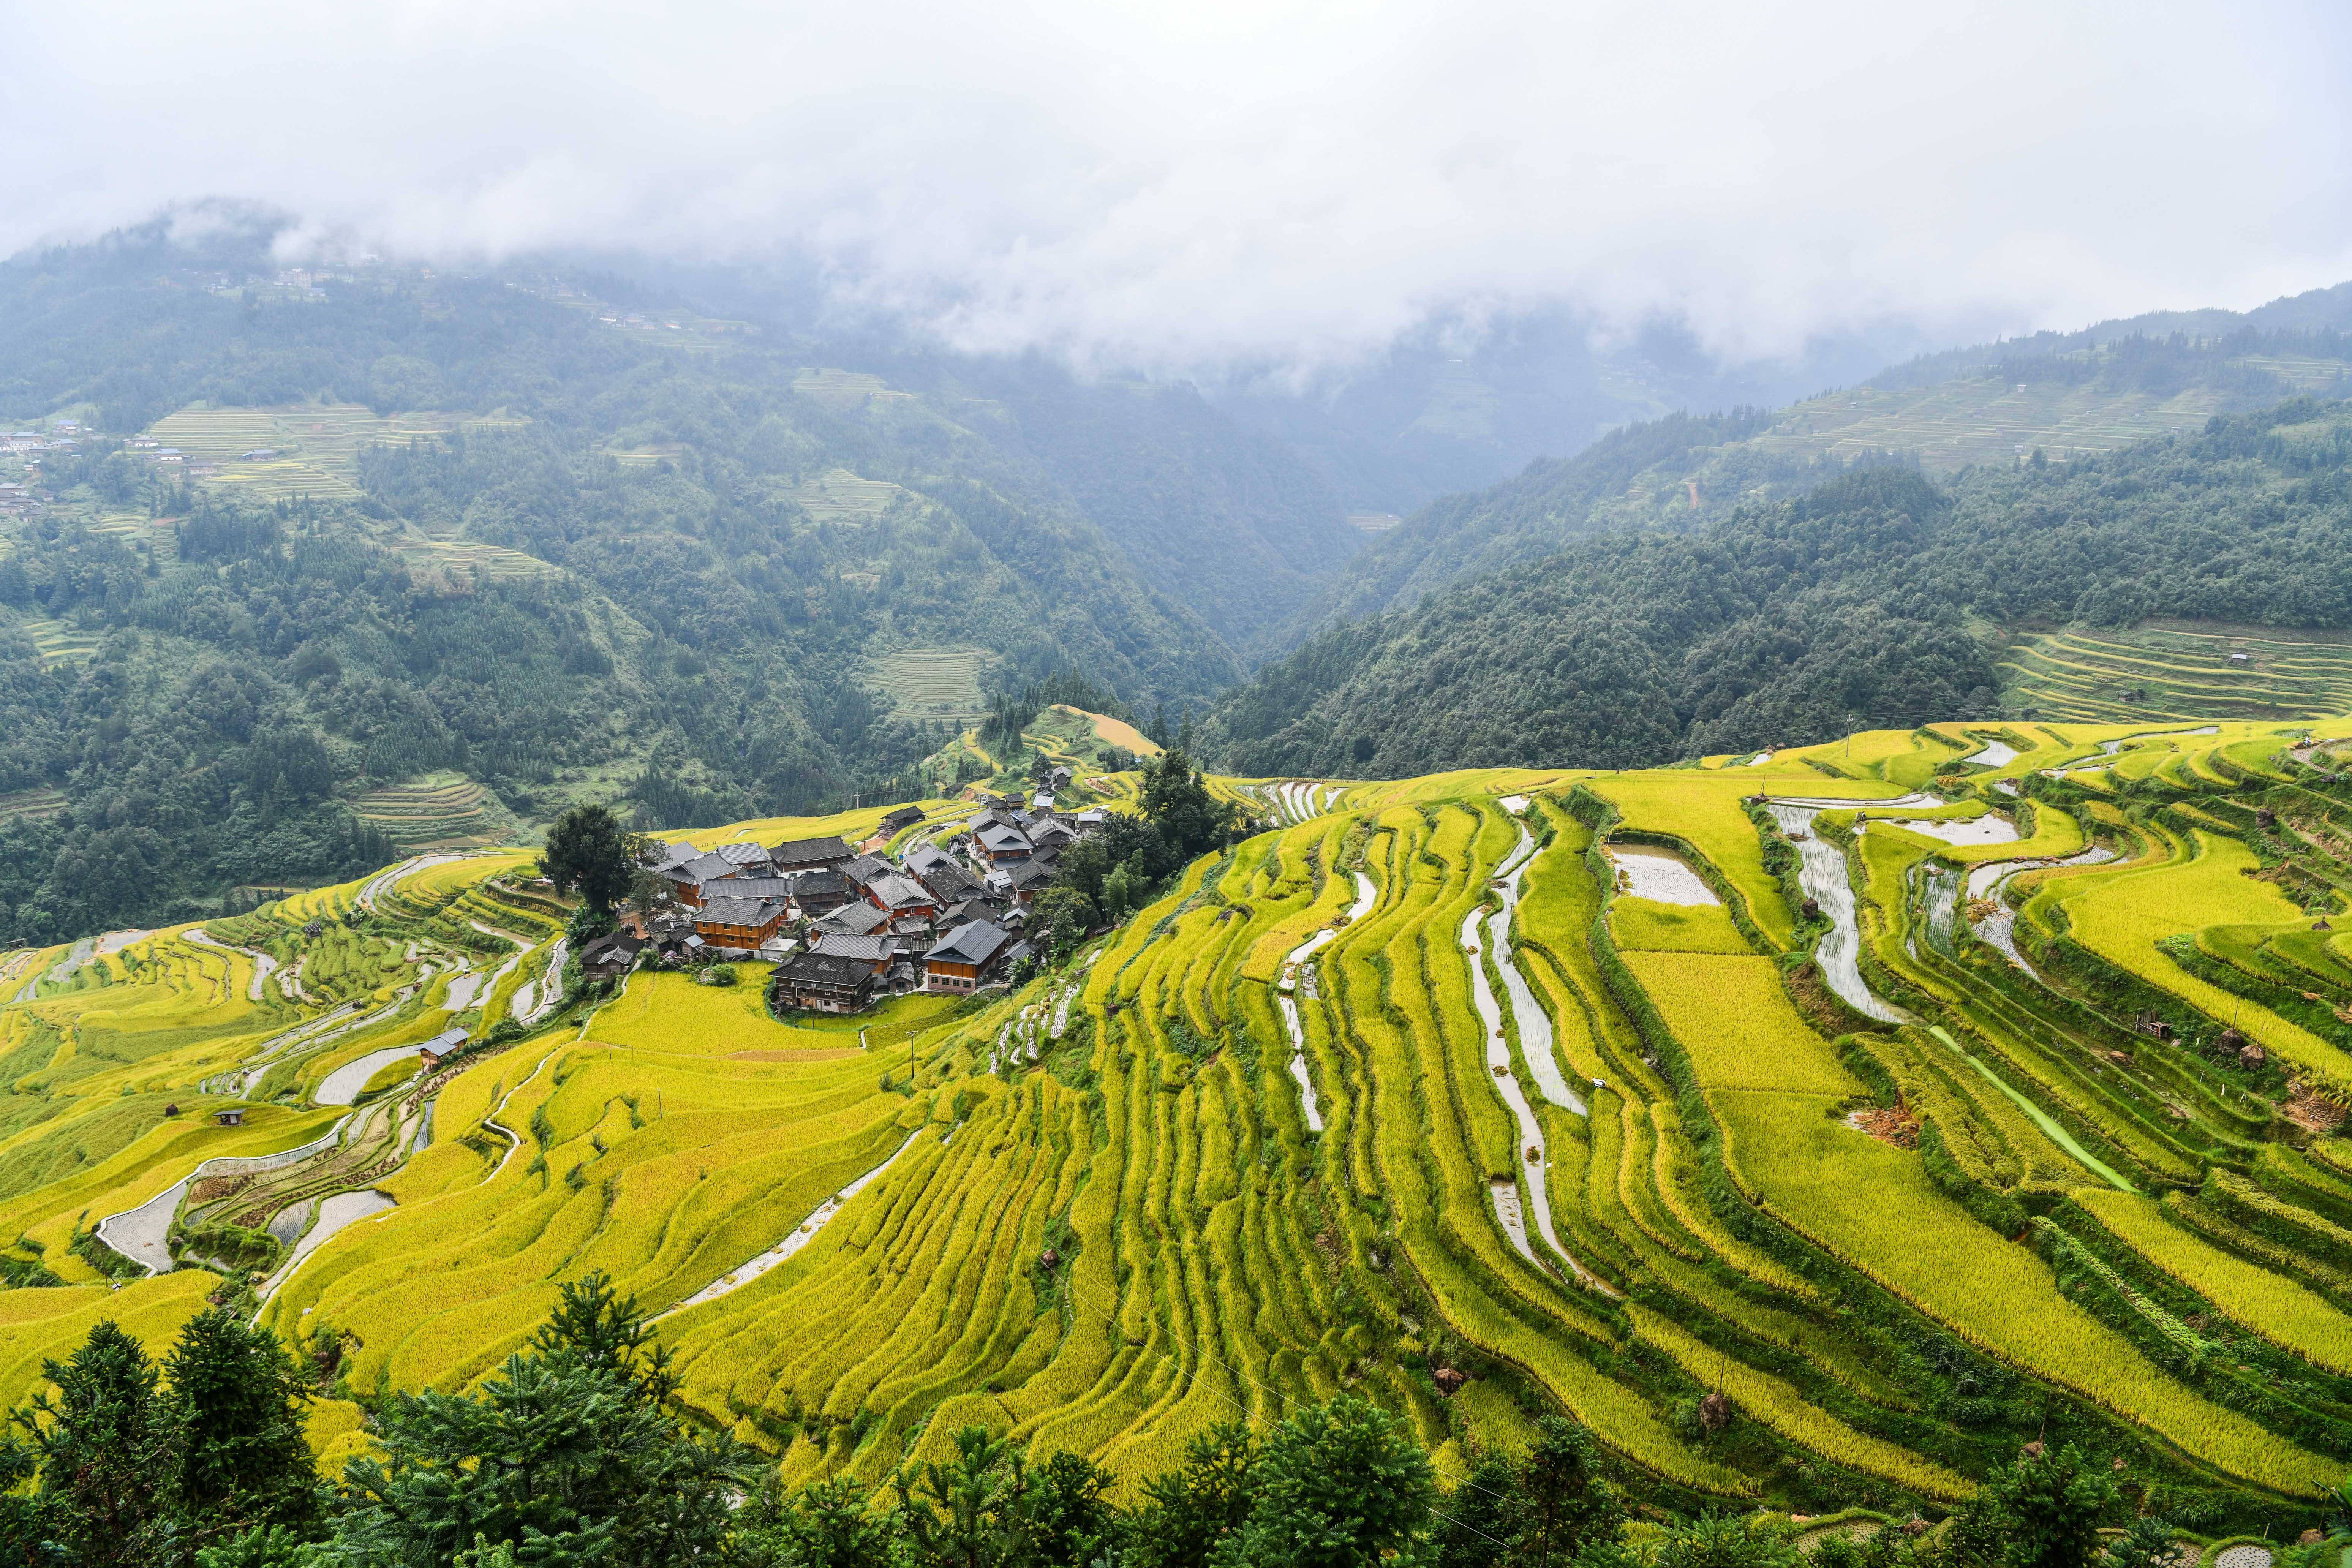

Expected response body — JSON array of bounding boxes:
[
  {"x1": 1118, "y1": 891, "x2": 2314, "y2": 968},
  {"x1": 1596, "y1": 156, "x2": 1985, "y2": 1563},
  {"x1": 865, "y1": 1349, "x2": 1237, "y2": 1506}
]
[
  {"x1": 1201, "y1": 400, "x2": 2352, "y2": 778},
  {"x1": 1302, "y1": 283, "x2": 2352, "y2": 633},
  {"x1": 0, "y1": 223, "x2": 1375, "y2": 943}
]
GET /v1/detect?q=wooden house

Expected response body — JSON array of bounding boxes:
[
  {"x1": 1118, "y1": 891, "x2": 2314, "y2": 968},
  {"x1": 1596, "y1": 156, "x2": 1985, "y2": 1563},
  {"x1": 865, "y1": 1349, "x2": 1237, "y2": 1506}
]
[
  {"x1": 924, "y1": 920, "x2": 1010, "y2": 993},
  {"x1": 693, "y1": 896, "x2": 788, "y2": 955},
  {"x1": 769, "y1": 949, "x2": 881, "y2": 1013},
  {"x1": 863, "y1": 871, "x2": 940, "y2": 922},
  {"x1": 769, "y1": 835, "x2": 854, "y2": 874}
]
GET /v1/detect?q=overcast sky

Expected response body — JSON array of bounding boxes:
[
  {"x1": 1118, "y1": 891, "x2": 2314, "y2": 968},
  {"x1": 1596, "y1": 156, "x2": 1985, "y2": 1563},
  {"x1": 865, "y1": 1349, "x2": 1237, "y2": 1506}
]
[{"x1": 8, "y1": 0, "x2": 2350, "y2": 373}]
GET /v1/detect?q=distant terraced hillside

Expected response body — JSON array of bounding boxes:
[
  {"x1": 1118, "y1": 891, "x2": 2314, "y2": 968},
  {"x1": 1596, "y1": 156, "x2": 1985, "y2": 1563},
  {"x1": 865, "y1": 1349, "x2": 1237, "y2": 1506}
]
[
  {"x1": 1314, "y1": 335, "x2": 2352, "y2": 630},
  {"x1": 349, "y1": 776, "x2": 511, "y2": 849},
  {"x1": 2003, "y1": 626, "x2": 2352, "y2": 724},
  {"x1": 143, "y1": 404, "x2": 469, "y2": 500}
]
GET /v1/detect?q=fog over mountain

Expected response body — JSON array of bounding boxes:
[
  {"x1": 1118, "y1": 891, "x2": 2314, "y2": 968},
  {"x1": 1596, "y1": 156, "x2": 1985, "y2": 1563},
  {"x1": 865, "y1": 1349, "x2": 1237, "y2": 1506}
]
[{"x1": 8, "y1": 1, "x2": 2350, "y2": 387}]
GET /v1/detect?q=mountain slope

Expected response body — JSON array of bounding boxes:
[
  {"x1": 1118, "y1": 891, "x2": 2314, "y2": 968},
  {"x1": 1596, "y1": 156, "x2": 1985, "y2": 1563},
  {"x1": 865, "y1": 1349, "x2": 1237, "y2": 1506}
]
[
  {"x1": 941, "y1": 363, "x2": 1361, "y2": 660},
  {"x1": 0, "y1": 223, "x2": 1363, "y2": 939},
  {"x1": 1203, "y1": 400, "x2": 2352, "y2": 778},
  {"x1": 1306, "y1": 283, "x2": 2352, "y2": 629}
]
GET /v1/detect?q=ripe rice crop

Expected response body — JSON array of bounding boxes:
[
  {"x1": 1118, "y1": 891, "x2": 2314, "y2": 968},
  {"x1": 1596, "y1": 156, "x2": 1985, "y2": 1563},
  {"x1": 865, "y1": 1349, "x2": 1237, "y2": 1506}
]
[
  {"x1": 1718, "y1": 1089, "x2": 2335, "y2": 1495},
  {"x1": 1618, "y1": 952, "x2": 1862, "y2": 1098},
  {"x1": 2053, "y1": 828, "x2": 2352, "y2": 1081},
  {"x1": 1609, "y1": 896, "x2": 1755, "y2": 954},
  {"x1": 2076, "y1": 1189, "x2": 2352, "y2": 1375}
]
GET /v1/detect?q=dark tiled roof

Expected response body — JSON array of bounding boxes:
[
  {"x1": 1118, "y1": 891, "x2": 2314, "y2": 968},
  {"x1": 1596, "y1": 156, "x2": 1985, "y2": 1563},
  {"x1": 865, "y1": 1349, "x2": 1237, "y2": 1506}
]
[
  {"x1": 581, "y1": 932, "x2": 645, "y2": 963},
  {"x1": 1005, "y1": 859, "x2": 1056, "y2": 891},
  {"x1": 774, "y1": 950, "x2": 879, "y2": 986},
  {"x1": 918, "y1": 861, "x2": 982, "y2": 902},
  {"x1": 811, "y1": 901, "x2": 889, "y2": 936},
  {"x1": 711, "y1": 877, "x2": 795, "y2": 901},
  {"x1": 770, "y1": 835, "x2": 853, "y2": 868},
  {"x1": 809, "y1": 933, "x2": 893, "y2": 963},
  {"x1": 697, "y1": 896, "x2": 784, "y2": 927},
  {"x1": 717, "y1": 842, "x2": 772, "y2": 868},
  {"x1": 927, "y1": 921, "x2": 1008, "y2": 966},
  {"x1": 672, "y1": 851, "x2": 737, "y2": 884},
  {"x1": 643, "y1": 840, "x2": 699, "y2": 870},
  {"x1": 866, "y1": 872, "x2": 934, "y2": 910},
  {"x1": 904, "y1": 843, "x2": 957, "y2": 876}
]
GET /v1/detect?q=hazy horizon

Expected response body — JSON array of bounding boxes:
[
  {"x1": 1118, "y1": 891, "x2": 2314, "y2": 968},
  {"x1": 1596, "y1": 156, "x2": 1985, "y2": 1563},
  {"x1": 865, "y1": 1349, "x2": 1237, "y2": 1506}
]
[{"x1": 8, "y1": 1, "x2": 2351, "y2": 383}]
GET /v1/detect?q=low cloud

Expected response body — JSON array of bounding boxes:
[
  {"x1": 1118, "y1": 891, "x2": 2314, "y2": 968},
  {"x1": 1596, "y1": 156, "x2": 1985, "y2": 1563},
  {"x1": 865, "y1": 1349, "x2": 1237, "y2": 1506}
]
[{"x1": 9, "y1": 0, "x2": 2350, "y2": 372}]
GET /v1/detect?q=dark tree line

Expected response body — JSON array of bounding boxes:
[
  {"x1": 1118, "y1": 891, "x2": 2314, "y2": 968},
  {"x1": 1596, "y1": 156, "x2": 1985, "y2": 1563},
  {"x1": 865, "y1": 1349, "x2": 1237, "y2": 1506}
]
[
  {"x1": 1203, "y1": 399, "x2": 2352, "y2": 779},
  {"x1": 0, "y1": 1275, "x2": 2249, "y2": 1568}
]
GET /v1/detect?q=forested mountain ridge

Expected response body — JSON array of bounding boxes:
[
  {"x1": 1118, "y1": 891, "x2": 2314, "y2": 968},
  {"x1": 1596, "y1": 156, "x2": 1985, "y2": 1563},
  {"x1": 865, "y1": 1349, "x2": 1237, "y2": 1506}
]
[
  {"x1": 1202, "y1": 399, "x2": 2352, "y2": 778},
  {"x1": 1309, "y1": 283, "x2": 2352, "y2": 629},
  {"x1": 0, "y1": 221, "x2": 1369, "y2": 943}
]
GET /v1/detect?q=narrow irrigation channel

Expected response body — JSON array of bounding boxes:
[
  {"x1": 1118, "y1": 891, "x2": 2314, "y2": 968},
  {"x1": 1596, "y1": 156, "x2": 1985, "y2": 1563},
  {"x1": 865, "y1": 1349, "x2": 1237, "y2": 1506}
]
[
  {"x1": 1457, "y1": 808, "x2": 1607, "y2": 1290},
  {"x1": 1761, "y1": 794, "x2": 1934, "y2": 1024},
  {"x1": 1276, "y1": 872, "x2": 1376, "y2": 1132}
]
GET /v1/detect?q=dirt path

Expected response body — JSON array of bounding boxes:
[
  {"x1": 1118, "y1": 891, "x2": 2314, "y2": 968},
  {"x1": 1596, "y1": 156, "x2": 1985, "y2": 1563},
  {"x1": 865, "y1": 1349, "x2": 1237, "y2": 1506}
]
[
  {"x1": 482, "y1": 1046, "x2": 565, "y2": 1181},
  {"x1": 655, "y1": 1127, "x2": 927, "y2": 1321}
]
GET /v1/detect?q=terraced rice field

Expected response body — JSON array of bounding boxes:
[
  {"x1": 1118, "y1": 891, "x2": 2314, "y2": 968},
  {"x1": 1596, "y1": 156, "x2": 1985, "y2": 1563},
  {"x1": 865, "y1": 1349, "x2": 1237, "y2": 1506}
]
[
  {"x1": 6, "y1": 729, "x2": 2352, "y2": 1520},
  {"x1": 2, "y1": 610, "x2": 101, "y2": 666},
  {"x1": 790, "y1": 467, "x2": 906, "y2": 522},
  {"x1": 351, "y1": 776, "x2": 504, "y2": 848},
  {"x1": 873, "y1": 646, "x2": 990, "y2": 721},
  {"x1": 0, "y1": 788, "x2": 66, "y2": 823},
  {"x1": 2001, "y1": 627, "x2": 2352, "y2": 723},
  {"x1": 85, "y1": 508, "x2": 177, "y2": 560},
  {"x1": 389, "y1": 535, "x2": 560, "y2": 584},
  {"x1": 143, "y1": 403, "x2": 462, "y2": 499},
  {"x1": 790, "y1": 369, "x2": 917, "y2": 408},
  {"x1": 1742, "y1": 376, "x2": 2267, "y2": 472}
]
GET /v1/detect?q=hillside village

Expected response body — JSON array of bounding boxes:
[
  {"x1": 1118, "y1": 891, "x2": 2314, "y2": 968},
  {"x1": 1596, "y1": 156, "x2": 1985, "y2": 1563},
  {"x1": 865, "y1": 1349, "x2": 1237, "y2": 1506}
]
[{"x1": 590, "y1": 766, "x2": 1105, "y2": 1014}]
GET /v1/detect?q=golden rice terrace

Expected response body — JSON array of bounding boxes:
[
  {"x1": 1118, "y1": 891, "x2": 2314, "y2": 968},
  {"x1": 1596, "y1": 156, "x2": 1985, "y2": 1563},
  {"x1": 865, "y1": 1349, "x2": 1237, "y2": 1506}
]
[{"x1": 10, "y1": 721, "x2": 2352, "y2": 1533}]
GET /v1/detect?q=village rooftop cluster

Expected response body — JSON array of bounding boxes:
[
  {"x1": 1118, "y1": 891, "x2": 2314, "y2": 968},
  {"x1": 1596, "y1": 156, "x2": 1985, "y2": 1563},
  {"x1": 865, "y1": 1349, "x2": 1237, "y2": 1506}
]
[{"x1": 582, "y1": 767, "x2": 1101, "y2": 1013}]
